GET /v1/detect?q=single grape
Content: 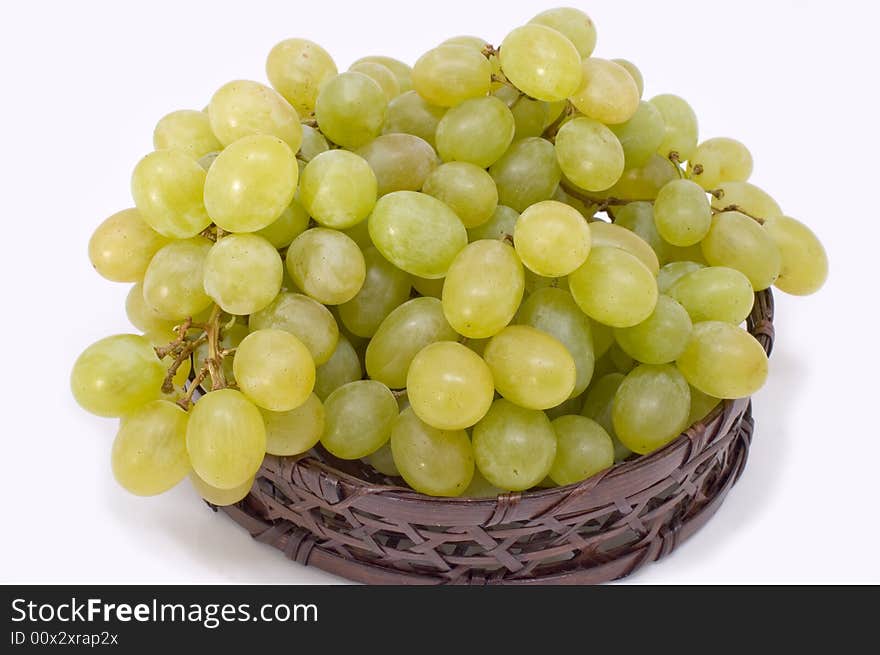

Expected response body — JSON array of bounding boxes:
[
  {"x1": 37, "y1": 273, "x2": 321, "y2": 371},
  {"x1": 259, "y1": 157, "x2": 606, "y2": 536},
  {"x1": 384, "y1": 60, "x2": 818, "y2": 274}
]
[
  {"x1": 88, "y1": 208, "x2": 168, "y2": 283},
  {"x1": 590, "y1": 320, "x2": 615, "y2": 359},
  {"x1": 570, "y1": 58, "x2": 640, "y2": 125},
  {"x1": 600, "y1": 153, "x2": 679, "y2": 201},
  {"x1": 412, "y1": 45, "x2": 491, "y2": 107},
  {"x1": 500, "y1": 24, "x2": 582, "y2": 101},
  {"x1": 254, "y1": 198, "x2": 310, "y2": 248},
  {"x1": 338, "y1": 247, "x2": 411, "y2": 337},
  {"x1": 509, "y1": 94, "x2": 551, "y2": 140},
  {"x1": 321, "y1": 380, "x2": 397, "y2": 459},
  {"x1": 555, "y1": 117, "x2": 625, "y2": 192},
  {"x1": 461, "y1": 470, "x2": 503, "y2": 498},
  {"x1": 233, "y1": 329, "x2": 315, "y2": 412},
  {"x1": 467, "y1": 205, "x2": 519, "y2": 242},
  {"x1": 314, "y1": 335, "x2": 361, "y2": 400},
  {"x1": 580, "y1": 372, "x2": 631, "y2": 461},
  {"x1": 611, "y1": 59, "x2": 644, "y2": 97},
  {"x1": 489, "y1": 137, "x2": 561, "y2": 212},
  {"x1": 440, "y1": 35, "x2": 490, "y2": 49},
  {"x1": 435, "y1": 96, "x2": 515, "y2": 168},
  {"x1": 609, "y1": 101, "x2": 666, "y2": 169},
  {"x1": 299, "y1": 125, "x2": 329, "y2": 162},
  {"x1": 549, "y1": 415, "x2": 614, "y2": 486},
  {"x1": 710, "y1": 181, "x2": 782, "y2": 219},
  {"x1": 612, "y1": 364, "x2": 690, "y2": 455},
  {"x1": 203, "y1": 234, "x2": 282, "y2": 315},
  {"x1": 762, "y1": 216, "x2": 828, "y2": 295},
  {"x1": 351, "y1": 56, "x2": 413, "y2": 93},
  {"x1": 701, "y1": 211, "x2": 781, "y2": 290},
  {"x1": 142, "y1": 237, "x2": 213, "y2": 320},
  {"x1": 653, "y1": 179, "x2": 712, "y2": 246},
  {"x1": 190, "y1": 472, "x2": 254, "y2": 507},
  {"x1": 668, "y1": 266, "x2": 755, "y2": 324},
  {"x1": 153, "y1": 109, "x2": 222, "y2": 160},
  {"x1": 657, "y1": 260, "x2": 706, "y2": 293},
  {"x1": 412, "y1": 275, "x2": 444, "y2": 298},
  {"x1": 355, "y1": 133, "x2": 438, "y2": 196},
  {"x1": 523, "y1": 269, "x2": 567, "y2": 296},
  {"x1": 382, "y1": 91, "x2": 446, "y2": 147},
  {"x1": 315, "y1": 72, "x2": 387, "y2": 149},
  {"x1": 688, "y1": 137, "x2": 753, "y2": 190},
  {"x1": 125, "y1": 283, "x2": 176, "y2": 334},
  {"x1": 249, "y1": 291, "x2": 339, "y2": 365},
  {"x1": 349, "y1": 61, "x2": 400, "y2": 101},
  {"x1": 261, "y1": 393, "x2": 324, "y2": 456},
  {"x1": 611, "y1": 201, "x2": 675, "y2": 264},
  {"x1": 649, "y1": 94, "x2": 699, "y2": 161},
  {"x1": 613, "y1": 294, "x2": 693, "y2": 364},
  {"x1": 265, "y1": 38, "x2": 337, "y2": 116},
  {"x1": 286, "y1": 228, "x2": 366, "y2": 305},
  {"x1": 363, "y1": 442, "x2": 400, "y2": 477},
  {"x1": 589, "y1": 221, "x2": 660, "y2": 275},
  {"x1": 422, "y1": 162, "x2": 499, "y2": 228},
  {"x1": 342, "y1": 219, "x2": 373, "y2": 250},
  {"x1": 529, "y1": 6, "x2": 597, "y2": 57},
  {"x1": 514, "y1": 200, "x2": 591, "y2": 277},
  {"x1": 208, "y1": 80, "x2": 301, "y2": 151},
  {"x1": 299, "y1": 149, "x2": 377, "y2": 229},
  {"x1": 688, "y1": 385, "x2": 721, "y2": 426}
]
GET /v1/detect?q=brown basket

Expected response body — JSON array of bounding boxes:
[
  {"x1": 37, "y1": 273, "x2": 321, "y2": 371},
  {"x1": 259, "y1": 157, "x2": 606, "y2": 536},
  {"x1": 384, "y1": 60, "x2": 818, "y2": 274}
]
[{"x1": 217, "y1": 290, "x2": 775, "y2": 584}]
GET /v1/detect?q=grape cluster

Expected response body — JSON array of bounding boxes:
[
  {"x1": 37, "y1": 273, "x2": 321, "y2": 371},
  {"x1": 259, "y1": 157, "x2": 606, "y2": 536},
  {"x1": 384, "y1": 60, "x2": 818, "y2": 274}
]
[{"x1": 72, "y1": 7, "x2": 827, "y2": 503}]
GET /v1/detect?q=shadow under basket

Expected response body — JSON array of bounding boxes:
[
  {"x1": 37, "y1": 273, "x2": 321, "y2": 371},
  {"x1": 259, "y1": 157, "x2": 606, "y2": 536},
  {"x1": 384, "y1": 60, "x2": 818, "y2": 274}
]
[{"x1": 217, "y1": 290, "x2": 775, "y2": 584}]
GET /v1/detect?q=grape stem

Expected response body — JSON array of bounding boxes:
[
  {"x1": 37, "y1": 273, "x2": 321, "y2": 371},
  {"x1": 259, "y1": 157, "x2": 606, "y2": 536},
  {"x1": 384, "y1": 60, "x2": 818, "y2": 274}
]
[
  {"x1": 711, "y1": 204, "x2": 766, "y2": 224},
  {"x1": 203, "y1": 304, "x2": 227, "y2": 392},
  {"x1": 559, "y1": 180, "x2": 653, "y2": 212}
]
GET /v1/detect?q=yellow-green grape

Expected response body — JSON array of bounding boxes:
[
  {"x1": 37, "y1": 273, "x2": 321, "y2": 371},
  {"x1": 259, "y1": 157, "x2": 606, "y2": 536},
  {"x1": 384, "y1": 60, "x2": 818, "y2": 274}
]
[
  {"x1": 489, "y1": 137, "x2": 561, "y2": 212},
  {"x1": 609, "y1": 101, "x2": 665, "y2": 169},
  {"x1": 435, "y1": 96, "x2": 516, "y2": 168},
  {"x1": 590, "y1": 320, "x2": 615, "y2": 359},
  {"x1": 494, "y1": 85, "x2": 550, "y2": 139},
  {"x1": 472, "y1": 399, "x2": 557, "y2": 491},
  {"x1": 299, "y1": 125, "x2": 329, "y2": 162},
  {"x1": 356, "y1": 133, "x2": 438, "y2": 196},
  {"x1": 315, "y1": 72, "x2": 387, "y2": 149},
  {"x1": 517, "y1": 287, "x2": 595, "y2": 397},
  {"x1": 688, "y1": 385, "x2": 721, "y2": 426},
  {"x1": 342, "y1": 219, "x2": 373, "y2": 250},
  {"x1": 499, "y1": 24, "x2": 582, "y2": 102},
  {"x1": 131, "y1": 150, "x2": 211, "y2": 239},
  {"x1": 125, "y1": 283, "x2": 176, "y2": 334},
  {"x1": 613, "y1": 294, "x2": 692, "y2": 364},
  {"x1": 299, "y1": 149, "x2": 377, "y2": 229},
  {"x1": 545, "y1": 99, "x2": 568, "y2": 127},
  {"x1": 423, "y1": 162, "x2": 498, "y2": 229},
  {"x1": 484, "y1": 325, "x2": 576, "y2": 410},
  {"x1": 321, "y1": 380, "x2": 397, "y2": 459},
  {"x1": 702, "y1": 212, "x2": 781, "y2": 290},
  {"x1": 363, "y1": 443, "x2": 399, "y2": 477},
  {"x1": 204, "y1": 134, "x2": 297, "y2": 233},
  {"x1": 601, "y1": 153, "x2": 679, "y2": 201},
  {"x1": 265, "y1": 38, "x2": 337, "y2": 116},
  {"x1": 153, "y1": 109, "x2": 222, "y2": 160},
  {"x1": 549, "y1": 415, "x2": 614, "y2": 486},
  {"x1": 203, "y1": 234, "x2": 282, "y2": 315},
  {"x1": 762, "y1": 216, "x2": 828, "y2": 295},
  {"x1": 442, "y1": 240, "x2": 524, "y2": 338},
  {"x1": 233, "y1": 329, "x2": 315, "y2": 412},
  {"x1": 207, "y1": 80, "x2": 301, "y2": 152},
  {"x1": 523, "y1": 270, "x2": 567, "y2": 296},
  {"x1": 688, "y1": 137, "x2": 753, "y2": 190},
  {"x1": 612, "y1": 364, "x2": 690, "y2": 455},
  {"x1": 676, "y1": 321, "x2": 769, "y2": 399},
  {"x1": 261, "y1": 393, "x2": 324, "y2": 456},
  {"x1": 611, "y1": 59, "x2": 644, "y2": 97},
  {"x1": 664, "y1": 242, "x2": 707, "y2": 265},
  {"x1": 255, "y1": 199, "x2": 310, "y2": 248},
  {"x1": 555, "y1": 117, "x2": 625, "y2": 192},
  {"x1": 608, "y1": 343, "x2": 637, "y2": 373},
  {"x1": 653, "y1": 179, "x2": 712, "y2": 246},
  {"x1": 514, "y1": 200, "x2": 591, "y2": 277},
  {"x1": 111, "y1": 400, "x2": 189, "y2": 496},
  {"x1": 440, "y1": 35, "x2": 489, "y2": 49},
  {"x1": 589, "y1": 221, "x2": 660, "y2": 275},
  {"x1": 70, "y1": 334, "x2": 164, "y2": 418},
  {"x1": 668, "y1": 266, "x2": 755, "y2": 324},
  {"x1": 412, "y1": 45, "x2": 491, "y2": 107},
  {"x1": 194, "y1": 323, "x2": 248, "y2": 391},
  {"x1": 142, "y1": 237, "x2": 213, "y2": 320},
  {"x1": 569, "y1": 247, "x2": 658, "y2": 328},
  {"x1": 366, "y1": 297, "x2": 458, "y2": 388},
  {"x1": 186, "y1": 388, "x2": 266, "y2": 489},
  {"x1": 249, "y1": 292, "x2": 339, "y2": 365},
  {"x1": 88, "y1": 208, "x2": 168, "y2": 283},
  {"x1": 190, "y1": 472, "x2": 254, "y2": 506},
  {"x1": 338, "y1": 247, "x2": 411, "y2": 337},
  {"x1": 529, "y1": 6, "x2": 597, "y2": 58},
  {"x1": 368, "y1": 191, "x2": 467, "y2": 279},
  {"x1": 286, "y1": 228, "x2": 366, "y2": 304},
  {"x1": 711, "y1": 181, "x2": 782, "y2": 219},
  {"x1": 349, "y1": 61, "x2": 400, "y2": 101},
  {"x1": 406, "y1": 341, "x2": 494, "y2": 430},
  {"x1": 352, "y1": 56, "x2": 413, "y2": 93},
  {"x1": 649, "y1": 94, "x2": 698, "y2": 161},
  {"x1": 382, "y1": 91, "x2": 446, "y2": 147},
  {"x1": 462, "y1": 469, "x2": 503, "y2": 498},
  {"x1": 611, "y1": 201, "x2": 674, "y2": 264},
  {"x1": 467, "y1": 205, "x2": 518, "y2": 242},
  {"x1": 545, "y1": 393, "x2": 586, "y2": 421},
  {"x1": 580, "y1": 372, "x2": 630, "y2": 461},
  {"x1": 412, "y1": 275, "x2": 444, "y2": 298},
  {"x1": 570, "y1": 59, "x2": 640, "y2": 125},
  {"x1": 657, "y1": 260, "x2": 706, "y2": 293},
  {"x1": 391, "y1": 407, "x2": 475, "y2": 496},
  {"x1": 314, "y1": 336, "x2": 361, "y2": 400}
]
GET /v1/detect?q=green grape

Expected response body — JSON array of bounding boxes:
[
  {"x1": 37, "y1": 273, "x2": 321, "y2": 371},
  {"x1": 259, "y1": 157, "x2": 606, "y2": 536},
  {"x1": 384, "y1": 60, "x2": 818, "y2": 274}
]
[
  {"x1": 265, "y1": 38, "x2": 337, "y2": 116},
  {"x1": 611, "y1": 201, "x2": 674, "y2": 263},
  {"x1": 406, "y1": 341, "x2": 494, "y2": 430},
  {"x1": 203, "y1": 234, "x2": 282, "y2": 315},
  {"x1": 555, "y1": 117, "x2": 625, "y2": 192},
  {"x1": 153, "y1": 109, "x2": 222, "y2": 160},
  {"x1": 412, "y1": 275, "x2": 444, "y2": 298},
  {"x1": 523, "y1": 270, "x2": 567, "y2": 296},
  {"x1": 590, "y1": 320, "x2": 615, "y2": 359},
  {"x1": 688, "y1": 137, "x2": 753, "y2": 190},
  {"x1": 142, "y1": 237, "x2": 213, "y2": 320},
  {"x1": 762, "y1": 216, "x2": 828, "y2": 295},
  {"x1": 613, "y1": 294, "x2": 692, "y2": 364},
  {"x1": 366, "y1": 297, "x2": 458, "y2": 388},
  {"x1": 664, "y1": 242, "x2": 707, "y2": 265},
  {"x1": 391, "y1": 407, "x2": 474, "y2": 496},
  {"x1": 363, "y1": 442, "x2": 399, "y2": 477},
  {"x1": 545, "y1": 393, "x2": 587, "y2": 420},
  {"x1": 351, "y1": 56, "x2": 413, "y2": 93},
  {"x1": 657, "y1": 260, "x2": 705, "y2": 293},
  {"x1": 382, "y1": 91, "x2": 446, "y2": 147},
  {"x1": 342, "y1": 219, "x2": 373, "y2": 250},
  {"x1": 194, "y1": 323, "x2": 249, "y2": 391},
  {"x1": 545, "y1": 99, "x2": 568, "y2": 127},
  {"x1": 88, "y1": 208, "x2": 168, "y2": 283},
  {"x1": 314, "y1": 336, "x2": 361, "y2": 400},
  {"x1": 580, "y1": 372, "x2": 630, "y2": 461},
  {"x1": 529, "y1": 7, "x2": 597, "y2": 58},
  {"x1": 299, "y1": 150, "x2": 377, "y2": 229},
  {"x1": 321, "y1": 380, "x2": 397, "y2": 459},
  {"x1": 300, "y1": 125, "x2": 330, "y2": 162},
  {"x1": 131, "y1": 149, "x2": 211, "y2": 239},
  {"x1": 440, "y1": 35, "x2": 489, "y2": 49},
  {"x1": 349, "y1": 61, "x2": 400, "y2": 101},
  {"x1": 499, "y1": 24, "x2": 582, "y2": 102},
  {"x1": 649, "y1": 94, "x2": 699, "y2": 160},
  {"x1": 489, "y1": 137, "x2": 561, "y2": 212},
  {"x1": 484, "y1": 325, "x2": 576, "y2": 410},
  {"x1": 368, "y1": 191, "x2": 467, "y2": 278},
  {"x1": 609, "y1": 101, "x2": 666, "y2": 169},
  {"x1": 612, "y1": 364, "x2": 690, "y2": 454},
  {"x1": 495, "y1": 88, "x2": 550, "y2": 140},
  {"x1": 653, "y1": 179, "x2": 712, "y2": 246},
  {"x1": 608, "y1": 343, "x2": 636, "y2": 373},
  {"x1": 412, "y1": 45, "x2": 491, "y2": 107},
  {"x1": 701, "y1": 211, "x2": 781, "y2": 290},
  {"x1": 462, "y1": 469, "x2": 503, "y2": 498},
  {"x1": 356, "y1": 133, "x2": 438, "y2": 196},
  {"x1": 208, "y1": 80, "x2": 301, "y2": 151},
  {"x1": 611, "y1": 59, "x2": 644, "y2": 97},
  {"x1": 589, "y1": 221, "x2": 660, "y2": 275},
  {"x1": 676, "y1": 321, "x2": 769, "y2": 399},
  {"x1": 472, "y1": 399, "x2": 557, "y2": 491},
  {"x1": 467, "y1": 205, "x2": 518, "y2": 242},
  {"x1": 254, "y1": 199, "x2": 310, "y2": 248},
  {"x1": 233, "y1": 329, "x2": 315, "y2": 411},
  {"x1": 423, "y1": 162, "x2": 498, "y2": 229},
  {"x1": 569, "y1": 246, "x2": 658, "y2": 328},
  {"x1": 315, "y1": 72, "x2": 387, "y2": 149},
  {"x1": 668, "y1": 266, "x2": 755, "y2": 324},
  {"x1": 435, "y1": 96, "x2": 515, "y2": 168},
  {"x1": 570, "y1": 58, "x2": 640, "y2": 125},
  {"x1": 204, "y1": 134, "x2": 297, "y2": 233},
  {"x1": 125, "y1": 283, "x2": 176, "y2": 334},
  {"x1": 249, "y1": 291, "x2": 339, "y2": 365},
  {"x1": 600, "y1": 153, "x2": 678, "y2": 201},
  {"x1": 688, "y1": 385, "x2": 721, "y2": 426},
  {"x1": 286, "y1": 228, "x2": 366, "y2": 304},
  {"x1": 186, "y1": 389, "x2": 266, "y2": 489},
  {"x1": 710, "y1": 181, "x2": 782, "y2": 219},
  {"x1": 70, "y1": 334, "x2": 164, "y2": 418},
  {"x1": 338, "y1": 247, "x2": 411, "y2": 337},
  {"x1": 261, "y1": 393, "x2": 324, "y2": 456},
  {"x1": 514, "y1": 200, "x2": 591, "y2": 277},
  {"x1": 111, "y1": 400, "x2": 189, "y2": 496},
  {"x1": 190, "y1": 472, "x2": 254, "y2": 506},
  {"x1": 548, "y1": 415, "x2": 614, "y2": 486}
]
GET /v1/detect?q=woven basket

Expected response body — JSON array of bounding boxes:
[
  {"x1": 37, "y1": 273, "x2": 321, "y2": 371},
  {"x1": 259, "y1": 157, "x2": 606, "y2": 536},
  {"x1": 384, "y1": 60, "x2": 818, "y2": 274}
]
[{"x1": 217, "y1": 290, "x2": 775, "y2": 584}]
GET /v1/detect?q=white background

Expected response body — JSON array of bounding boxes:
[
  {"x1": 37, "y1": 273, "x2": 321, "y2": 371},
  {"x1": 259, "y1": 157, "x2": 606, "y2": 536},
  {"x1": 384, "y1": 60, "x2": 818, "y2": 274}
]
[{"x1": 1, "y1": 0, "x2": 877, "y2": 584}]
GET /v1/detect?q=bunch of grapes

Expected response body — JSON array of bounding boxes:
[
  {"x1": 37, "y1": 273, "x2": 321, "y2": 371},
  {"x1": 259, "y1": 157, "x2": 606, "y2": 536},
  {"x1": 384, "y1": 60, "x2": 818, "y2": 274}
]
[{"x1": 71, "y1": 7, "x2": 827, "y2": 504}]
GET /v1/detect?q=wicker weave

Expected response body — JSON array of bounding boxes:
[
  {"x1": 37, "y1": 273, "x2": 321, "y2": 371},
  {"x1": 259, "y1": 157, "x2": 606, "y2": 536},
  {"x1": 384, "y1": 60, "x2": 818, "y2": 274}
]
[{"x1": 218, "y1": 290, "x2": 775, "y2": 584}]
